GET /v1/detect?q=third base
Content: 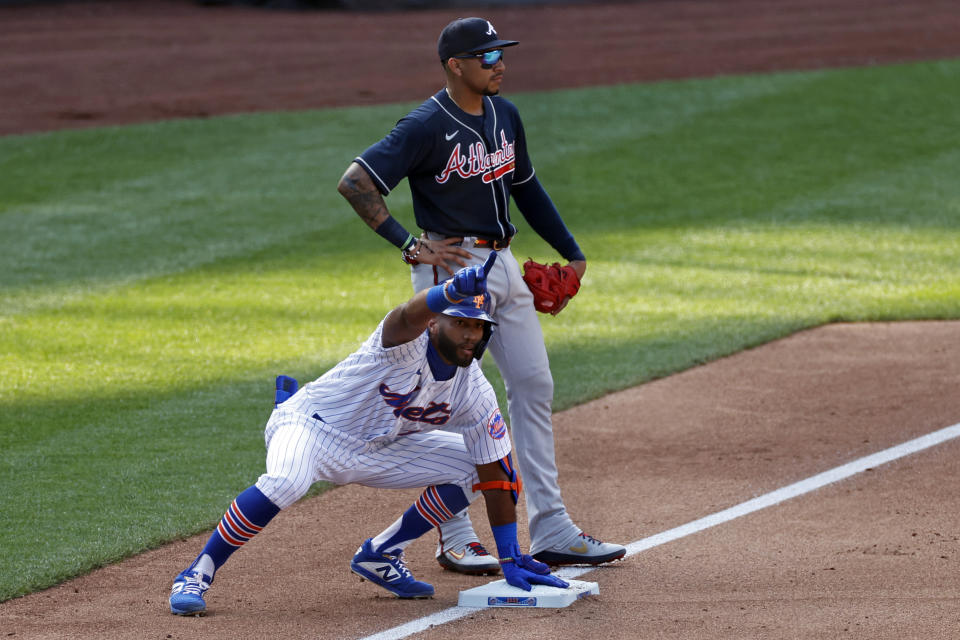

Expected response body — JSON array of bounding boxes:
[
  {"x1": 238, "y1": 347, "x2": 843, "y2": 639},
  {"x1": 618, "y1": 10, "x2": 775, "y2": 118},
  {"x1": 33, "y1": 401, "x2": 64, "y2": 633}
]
[{"x1": 457, "y1": 579, "x2": 599, "y2": 608}]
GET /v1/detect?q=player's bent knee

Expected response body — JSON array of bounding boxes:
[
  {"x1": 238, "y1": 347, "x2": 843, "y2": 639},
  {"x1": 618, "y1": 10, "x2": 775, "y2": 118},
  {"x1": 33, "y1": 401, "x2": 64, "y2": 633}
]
[
  {"x1": 254, "y1": 474, "x2": 311, "y2": 510},
  {"x1": 450, "y1": 475, "x2": 481, "y2": 504},
  {"x1": 425, "y1": 484, "x2": 471, "y2": 519}
]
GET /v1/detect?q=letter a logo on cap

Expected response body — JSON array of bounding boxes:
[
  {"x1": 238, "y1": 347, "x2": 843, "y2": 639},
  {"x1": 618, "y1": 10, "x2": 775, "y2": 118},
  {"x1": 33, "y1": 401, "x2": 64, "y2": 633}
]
[{"x1": 486, "y1": 20, "x2": 496, "y2": 36}]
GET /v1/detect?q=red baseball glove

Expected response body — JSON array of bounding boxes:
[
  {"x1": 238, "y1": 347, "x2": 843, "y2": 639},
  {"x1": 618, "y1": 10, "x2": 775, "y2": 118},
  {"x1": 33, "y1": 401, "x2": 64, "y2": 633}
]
[{"x1": 521, "y1": 259, "x2": 581, "y2": 314}]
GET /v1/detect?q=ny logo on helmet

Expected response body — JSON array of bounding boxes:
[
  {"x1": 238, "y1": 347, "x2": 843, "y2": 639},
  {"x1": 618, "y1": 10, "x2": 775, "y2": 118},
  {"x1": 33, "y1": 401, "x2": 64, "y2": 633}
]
[{"x1": 472, "y1": 294, "x2": 486, "y2": 309}]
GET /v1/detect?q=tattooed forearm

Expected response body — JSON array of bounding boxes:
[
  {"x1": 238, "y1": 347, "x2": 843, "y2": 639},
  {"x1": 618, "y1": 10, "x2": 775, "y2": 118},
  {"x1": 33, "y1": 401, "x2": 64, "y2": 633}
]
[{"x1": 337, "y1": 163, "x2": 389, "y2": 229}]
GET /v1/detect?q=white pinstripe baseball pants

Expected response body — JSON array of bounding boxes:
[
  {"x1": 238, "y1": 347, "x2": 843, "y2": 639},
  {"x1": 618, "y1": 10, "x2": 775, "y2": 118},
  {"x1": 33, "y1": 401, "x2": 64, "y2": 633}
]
[{"x1": 254, "y1": 409, "x2": 482, "y2": 510}]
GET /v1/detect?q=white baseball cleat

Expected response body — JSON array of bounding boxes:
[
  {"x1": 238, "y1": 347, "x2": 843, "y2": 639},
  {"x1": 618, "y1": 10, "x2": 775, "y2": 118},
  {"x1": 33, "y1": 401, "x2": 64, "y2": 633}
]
[
  {"x1": 436, "y1": 541, "x2": 501, "y2": 575},
  {"x1": 532, "y1": 533, "x2": 626, "y2": 566}
]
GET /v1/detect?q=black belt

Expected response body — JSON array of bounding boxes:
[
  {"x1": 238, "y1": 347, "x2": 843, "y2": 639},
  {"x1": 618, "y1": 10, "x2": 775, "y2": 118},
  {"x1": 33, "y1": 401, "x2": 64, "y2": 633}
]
[
  {"x1": 471, "y1": 236, "x2": 511, "y2": 250},
  {"x1": 434, "y1": 235, "x2": 511, "y2": 250}
]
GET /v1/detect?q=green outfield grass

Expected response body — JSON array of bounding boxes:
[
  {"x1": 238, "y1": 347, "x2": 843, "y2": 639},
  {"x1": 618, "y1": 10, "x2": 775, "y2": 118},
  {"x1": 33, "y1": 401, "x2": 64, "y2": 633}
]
[{"x1": 2, "y1": 58, "x2": 959, "y2": 602}]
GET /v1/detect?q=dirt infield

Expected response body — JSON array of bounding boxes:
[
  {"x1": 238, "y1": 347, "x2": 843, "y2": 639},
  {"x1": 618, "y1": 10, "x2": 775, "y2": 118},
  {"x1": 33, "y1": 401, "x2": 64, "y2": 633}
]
[
  {"x1": 2, "y1": 1, "x2": 960, "y2": 639},
  {"x1": 3, "y1": 0, "x2": 960, "y2": 136},
  {"x1": 5, "y1": 322, "x2": 960, "y2": 639}
]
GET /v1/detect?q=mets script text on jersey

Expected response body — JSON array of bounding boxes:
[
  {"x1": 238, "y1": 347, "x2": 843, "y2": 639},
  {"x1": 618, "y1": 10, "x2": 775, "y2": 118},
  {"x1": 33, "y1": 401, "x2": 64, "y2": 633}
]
[{"x1": 379, "y1": 383, "x2": 453, "y2": 426}]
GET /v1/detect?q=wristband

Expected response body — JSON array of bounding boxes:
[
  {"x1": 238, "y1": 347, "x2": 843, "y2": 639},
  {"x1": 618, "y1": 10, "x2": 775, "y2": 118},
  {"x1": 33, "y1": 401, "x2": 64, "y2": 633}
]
[
  {"x1": 374, "y1": 216, "x2": 412, "y2": 249},
  {"x1": 491, "y1": 522, "x2": 520, "y2": 559},
  {"x1": 425, "y1": 281, "x2": 464, "y2": 313}
]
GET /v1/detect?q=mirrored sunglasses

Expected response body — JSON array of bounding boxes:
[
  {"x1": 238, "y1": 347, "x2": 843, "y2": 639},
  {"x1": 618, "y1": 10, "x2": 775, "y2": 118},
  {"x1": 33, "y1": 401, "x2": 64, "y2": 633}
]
[{"x1": 453, "y1": 49, "x2": 504, "y2": 69}]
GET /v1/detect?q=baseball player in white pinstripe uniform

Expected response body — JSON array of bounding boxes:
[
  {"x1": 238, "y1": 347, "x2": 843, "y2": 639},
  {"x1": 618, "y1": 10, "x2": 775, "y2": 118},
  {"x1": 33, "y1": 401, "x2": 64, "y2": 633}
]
[{"x1": 169, "y1": 253, "x2": 568, "y2": 615}]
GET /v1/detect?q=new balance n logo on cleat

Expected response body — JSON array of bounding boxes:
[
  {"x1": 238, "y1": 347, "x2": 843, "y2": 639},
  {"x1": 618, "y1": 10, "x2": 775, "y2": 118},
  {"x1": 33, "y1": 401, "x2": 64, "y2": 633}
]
[
  {"x1": 373, "y1": 563, "x2": 401, "y2": 582},
  {"x1": 350, "y1": 538, "x2": 434, "y2": 598}
]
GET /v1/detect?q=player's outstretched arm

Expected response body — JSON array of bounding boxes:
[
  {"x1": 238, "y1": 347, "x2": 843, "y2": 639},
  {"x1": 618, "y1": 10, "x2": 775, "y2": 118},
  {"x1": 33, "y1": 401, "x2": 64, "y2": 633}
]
[
  {"x1": 475, "y1": 458, "x2": 569, "y2": 591},
  {"x1": 381, "y1": 252, "x2": 497, "y2": 348},
  {"x1": 381, "y1": 288, "x2": 434, "y2": 348}
]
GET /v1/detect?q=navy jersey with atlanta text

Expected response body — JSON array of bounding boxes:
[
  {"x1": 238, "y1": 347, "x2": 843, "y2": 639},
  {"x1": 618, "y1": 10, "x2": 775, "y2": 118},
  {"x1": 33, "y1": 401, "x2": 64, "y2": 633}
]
[{"x1": 355, "y1": 89, "x2": 535, "y2": 241}]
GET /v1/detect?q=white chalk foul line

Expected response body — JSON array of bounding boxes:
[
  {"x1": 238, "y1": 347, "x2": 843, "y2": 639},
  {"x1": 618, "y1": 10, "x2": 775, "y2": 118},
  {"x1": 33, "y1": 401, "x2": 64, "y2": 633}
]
[{"x1": 357, "y1": 421, "x2": 960, "y2": 640}]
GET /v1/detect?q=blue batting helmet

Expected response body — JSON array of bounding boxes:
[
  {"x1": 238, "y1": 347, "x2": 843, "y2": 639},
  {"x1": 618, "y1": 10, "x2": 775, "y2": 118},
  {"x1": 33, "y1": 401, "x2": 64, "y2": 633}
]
[{"x1": 441, "y1": 293, "x2": 497, "y2": 325}]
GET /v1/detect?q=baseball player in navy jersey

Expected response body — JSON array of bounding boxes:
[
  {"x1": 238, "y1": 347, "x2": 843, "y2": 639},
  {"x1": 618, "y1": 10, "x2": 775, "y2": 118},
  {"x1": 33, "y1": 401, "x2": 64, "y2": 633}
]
[
  {"x1": 168, "y1": 253, "x2": 568, "y2": 615},
  {"x1": 337, "y1": 17, "x2": 625, "y2": 574}
]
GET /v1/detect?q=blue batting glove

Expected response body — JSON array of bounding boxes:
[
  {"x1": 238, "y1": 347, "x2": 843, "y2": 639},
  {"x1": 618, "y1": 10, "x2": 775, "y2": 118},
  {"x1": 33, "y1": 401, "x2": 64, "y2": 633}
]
[
  {"x1": 448, "y1": 251, "x2": 497, "y2": 299},
  {"x1": 274, "y1": 375, "x2": 298, "y2": 408},
  {"x1": 480, "y1": 250, "x2": 497, "y2": 277},
  {"x1": 501, "y1": 553, "x2": 570, "y2": 591},
  {"x1": 493, "y1": 532, "x2": 569, "y2": 592}
]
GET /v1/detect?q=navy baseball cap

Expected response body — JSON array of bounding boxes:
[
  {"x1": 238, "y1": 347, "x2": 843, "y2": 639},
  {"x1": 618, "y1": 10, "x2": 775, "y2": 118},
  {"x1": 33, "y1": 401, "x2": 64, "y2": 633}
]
[{"x1": 438, "y1": 17, "x2": 519, "y2": 61}]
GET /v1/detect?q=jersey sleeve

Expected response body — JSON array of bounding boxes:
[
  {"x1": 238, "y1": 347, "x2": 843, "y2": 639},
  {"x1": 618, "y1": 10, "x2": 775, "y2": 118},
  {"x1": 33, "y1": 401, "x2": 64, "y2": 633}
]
[
  {"x1": 512, "y1": 175, "x2": 584, "y2": 262},
  {"x1": 355, "y1": 116, "x2": 432, "y2": 195},
  {"x1": 457, "y1": 369, "x2": 512, "y2": 465},
  {"x1": 507, "y1": 105, "x2": 535, "y2": 186},
  {"x1": 366, "y1": 318, "x2": 429, "y2": 367}
]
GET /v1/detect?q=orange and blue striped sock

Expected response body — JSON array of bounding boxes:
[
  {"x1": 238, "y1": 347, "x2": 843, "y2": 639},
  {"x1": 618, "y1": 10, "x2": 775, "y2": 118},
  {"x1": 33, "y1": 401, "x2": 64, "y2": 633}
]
[
  {"x1": 192, "y1": 485, "x2": 281, "y2": 575},
  {"x1": 371, "y1": 484, "x2": 468, "y2": 553}
]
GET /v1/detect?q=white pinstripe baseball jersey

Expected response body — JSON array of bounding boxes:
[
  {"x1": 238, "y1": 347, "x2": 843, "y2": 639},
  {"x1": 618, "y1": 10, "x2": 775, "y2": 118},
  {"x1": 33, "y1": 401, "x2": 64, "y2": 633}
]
[{"x1": 282, "y1": 319, "x2": 511, "y2": 466}]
